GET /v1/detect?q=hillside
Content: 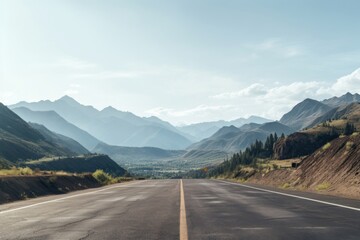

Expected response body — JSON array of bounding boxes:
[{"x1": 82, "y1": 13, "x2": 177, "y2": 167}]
[
  {"x1": 295, "y1": 134, "x2": 360, "y2": 195},
  {"x1": 12, "y1": 107, "x2": 102, "y2": 150},
  {"x1": 275, "y1": 102, "x2": 360, "y2": 159},
  {"x1": 189, "y1": 122, "x2": 294, "y2": 153},
  {"x1": 250, "y1": 134, "x2": 360, "y2": 199},
  {"x1": 178, "y1": 116, "x2": 272, "y2": 141},
  {"x1": 22, "y1": 154, "x2": 127, "y2": 177},
  {"x1": 29, "y1": 123, "x2": 89, "y2": 155},
  {"x1": 273, "y1": 131, "x2": 338, "y2": 160},
  {"x1": 0, "y1": 103, "x2": 78, "y2": 163},
  {"x1": 280, "y1": 98, "x2": 332, "y2": 130},
  {"x1": 308, "y1": 102, "x2": 360, "y2": 129},
  {"x1": 10, "y1": 96, "x2": 193, "y2": 150}
]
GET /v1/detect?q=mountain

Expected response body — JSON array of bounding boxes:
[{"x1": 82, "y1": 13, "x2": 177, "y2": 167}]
[
  {"x1": 322, "y1": 92, "x2": 360, "y2": 107},
  {"x1": 309, "y1": 102, "x2": 360, "y2": 129},
  {"x1": 279, "y1": 98, "x2": 332, "y2": 131},
  {"x1": 275, "y1": 102, "x2": 360, "y2": 160},
  {"x1": 29, "y1": 123, "x2": 89, "y2": 155},
  {"x1": 0, "y1": 103, "x2": 80, "y2": 163},
  {"x1": 12, "y1": 107, "x2": 102, "y2": 150},
  {"x1": 177, "y1": 116, "x2": 272, "y2": 141},
  {"x1": 279, "y1": 93, "x2": 360, "y2": 131},
  {"x1": 10, "y1": 96, "x2": 193, "y2": 150},
  {"x1": 188, "y1": 121, "x2": 294, "y2": 153}
]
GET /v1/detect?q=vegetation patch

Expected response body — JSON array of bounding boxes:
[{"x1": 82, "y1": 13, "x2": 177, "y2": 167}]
[
  {"x1": 0, "y1": 167, "x2": 34, "y2": 176},
  {"x1": 346, "y1": 141, "x2": 355, "y2": 151},
  {"x1": 280, "y1": 182, "x2": 291, "y2": 189},
  {"x1": 315, "y1": 182, "x2": 330, "y2": 191},
  {"x1": 92, "y1": 169, "x2": 132, "y2": 185},
  {"x1": 322, "y1": 142, "x2": 331, "y2": 151}
]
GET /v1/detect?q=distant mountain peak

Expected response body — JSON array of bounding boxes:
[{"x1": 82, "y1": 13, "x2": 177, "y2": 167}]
[
  {"x1": 322, "y1": 92, "x2": 360, "y2": 107},
  {"x1": 57, "y1": 95, "x2": 79, "y2": 105},
  {"x1": 101, "y1": 106, "x2": 118, "y2": 112}
]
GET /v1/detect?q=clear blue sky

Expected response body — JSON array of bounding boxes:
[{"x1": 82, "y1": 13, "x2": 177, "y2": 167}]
[{"x1": 1, "y1": 0, "x2": 360, "y2": 124}]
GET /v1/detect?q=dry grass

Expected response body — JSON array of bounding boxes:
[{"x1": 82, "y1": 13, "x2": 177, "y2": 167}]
[
  {"x1": 280, "y1": 182, "x2": 291, "y2": 189},
  {"x1": 322, "y1": 142, "x2": 331, "y2": 151},
  {"x1": 315, "y1": 182, "x2": 330, "y2": 191},
  {"x1": 268, "y1": 159, "x2": 301, "y2": 168},
  {"x1": 0, "y1": 167, "x2": 34, "y2": 176}
]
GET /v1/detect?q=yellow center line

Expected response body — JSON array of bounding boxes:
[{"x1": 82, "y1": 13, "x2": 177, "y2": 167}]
[{"x1": 180, "y1": 179, "x2": 188, "y2": 240}]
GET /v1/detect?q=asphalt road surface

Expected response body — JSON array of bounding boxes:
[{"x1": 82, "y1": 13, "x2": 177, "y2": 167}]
[{"x1": 0, "y1": 179, "x2": 359, "y2": 240}]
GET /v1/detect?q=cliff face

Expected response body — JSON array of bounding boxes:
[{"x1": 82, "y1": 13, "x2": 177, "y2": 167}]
[{"x1": 273, "y1": 132, "x2": 338, "y2": 160}]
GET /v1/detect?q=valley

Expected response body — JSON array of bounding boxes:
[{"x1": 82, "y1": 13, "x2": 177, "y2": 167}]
[{"x1": 2, "y1": 2, "x2": 360, "y2": 239}]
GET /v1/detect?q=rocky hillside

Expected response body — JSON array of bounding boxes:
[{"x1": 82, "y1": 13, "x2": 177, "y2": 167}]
[
  {"x1": 273, "y1": 131, "x2": 338, "y2": 160},
  {"x1": 251, "y1": 134, "x2": 360, "y2": 199},
  {"x1": 274, "y1": 102, "x2": 360, "y2": 160}
]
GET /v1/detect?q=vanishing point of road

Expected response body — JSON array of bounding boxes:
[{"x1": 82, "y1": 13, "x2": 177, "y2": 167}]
[{"x1": 0, "y1": 179, "x2": 359, "y2": 240}]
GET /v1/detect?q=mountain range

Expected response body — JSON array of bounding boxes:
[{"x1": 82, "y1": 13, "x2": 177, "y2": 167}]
[
  {"x1": 10, "y1": 96, "x2": 193, "y2": 150},
  {"x1": 188, "y1": 121, "x2": 294, "y2": 153},
  {"x1": 187, "y1": 92, "x2": 360, "y2": 154},
  {"x1": 0, "y1": 103, "x2": 87, "y2": 163},
  {"x1": 178, "y1": 116, "x2": 272, "y2": 141},
  {"x1": 280, "y1": 92, "x2": 360, "y2": 131},
  {"x1": 0, "y1": 103, "x2": 127, "y2": 176},
  {"x1": 12, "y1": 107, "x2": 102, "y2": 150},
  {"x1": 11, "y1": 96, "x2": 273, "y2": 150}
]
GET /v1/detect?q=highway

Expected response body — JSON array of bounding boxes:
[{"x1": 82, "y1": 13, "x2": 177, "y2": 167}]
[{"x1": 0, "y1": 179, "x2": 359, "y2": 240}]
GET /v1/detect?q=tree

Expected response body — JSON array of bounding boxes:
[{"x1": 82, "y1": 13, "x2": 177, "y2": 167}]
[{"x1": 343, "y1": 122, "x2": 356, "y2": 135}]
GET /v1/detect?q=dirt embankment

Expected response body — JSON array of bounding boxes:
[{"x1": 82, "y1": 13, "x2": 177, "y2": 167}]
[
  {"x1": 0, "y1": 174, "x2": 101, "y2": 204},
  {"x1": 248, "y1": 134, "x2": 360, "y2": 200}
]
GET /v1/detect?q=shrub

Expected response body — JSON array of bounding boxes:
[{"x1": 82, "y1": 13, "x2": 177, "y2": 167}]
[
  {"x1": 92, "y1": 169, "x2": 114, "y2": 185},
  {"x1": 315, "y1": 182, "x2": 330, "y2": 191},
  {"x1": 322, "y1": 142, "x2": 331, "y2": 151},
  {"x1": 19, "y1": 167, "x2": 34, "y2": 175}
]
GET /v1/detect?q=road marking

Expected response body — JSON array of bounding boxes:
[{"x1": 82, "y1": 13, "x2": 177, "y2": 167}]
[
  {"x1": 217, "y1": 180, "x2": 360, "y2": 212},
  {"x1": 180, "y1": 179, "x2": 188, "y2": 240},
  {"x1": 0, "y1": 181, "x2": 144, "y2": 215}
]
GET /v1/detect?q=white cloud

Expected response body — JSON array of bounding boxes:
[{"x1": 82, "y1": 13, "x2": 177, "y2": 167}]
[
  {"x1": 213, "y1": 83, "x2": 267, "y2": 99},
  {"x1": 251, "y1": 38, "x2": 304, "y2": 58},
  {"x1": 146, "y1": 105, "x2": 236, "y2": 118},
  {"x1": 331, "y1": 68, "x2": 360, "y2": 94},
  {"x1": 210, "y1": 67, "x2": 360, "y2": 120}
]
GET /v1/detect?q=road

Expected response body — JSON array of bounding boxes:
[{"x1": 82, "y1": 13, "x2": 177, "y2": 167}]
[{"x1": 0, "y1": 179, "x2": 359, "y2": 240}]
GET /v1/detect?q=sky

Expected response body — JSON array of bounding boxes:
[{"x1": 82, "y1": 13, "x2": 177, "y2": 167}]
[{"x1": 1, "y1": 0, "x2": 360, "y2": 125}]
